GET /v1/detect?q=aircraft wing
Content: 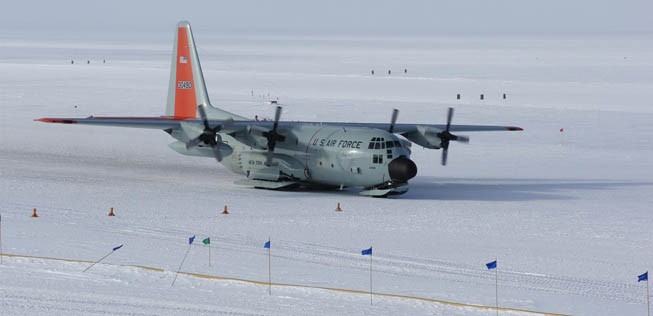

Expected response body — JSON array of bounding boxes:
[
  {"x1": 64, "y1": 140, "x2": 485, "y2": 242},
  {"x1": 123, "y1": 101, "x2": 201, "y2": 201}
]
[
  {"x1": 35, "y1": 116, "x2": 276, "y2": 135},
  {"x1": 280, "y1": 121, "x2": 522, "y2": 150},
  {"x1": 285, "y1": 122, "x2": 523, "y2": 133},
  {"x1": 35, "y1": 116, "x2": 186, "y2": 129},
  {"x1": 35, "y1": 117, "x2": 521, "y2": 133},
  {"x1": 36, "y1": 114, "x2": 521, "y2": 155}
]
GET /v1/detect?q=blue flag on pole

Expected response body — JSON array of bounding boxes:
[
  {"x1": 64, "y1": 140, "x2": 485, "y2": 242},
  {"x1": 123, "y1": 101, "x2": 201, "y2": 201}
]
[
  {"x1": 189, "y1": 235, "x2": 195, "y2": 245},
  {"x1": 361, "y1": 247, "x2": 372, "y2": 256},
  {"x1": 264, "y1": 240, "x2": 270, "y2": 249},
  {"x1": 638, "y1": 271, "x2": 648, "y2": 282},
  {"x1": 112, "y1": 244, "x2": 123, "y2": 251},
  {"x1": 486, "y1": 260, "x2": 497, "y2": 270}
]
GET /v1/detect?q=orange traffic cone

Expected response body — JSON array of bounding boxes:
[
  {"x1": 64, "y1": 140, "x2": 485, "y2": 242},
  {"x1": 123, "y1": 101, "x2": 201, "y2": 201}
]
[
  {"x1": 108, "y1": 207, "x2": 115, "y2": 216},
  {"x1": 335, "y1": 203, "x2": 343, "y2": 212},
  {"x1": 222, "y1": 205, "x2": 229, "y2": 215},
  {"x1": 31, "y1": 208, "x2": 39, "y2": 218}
]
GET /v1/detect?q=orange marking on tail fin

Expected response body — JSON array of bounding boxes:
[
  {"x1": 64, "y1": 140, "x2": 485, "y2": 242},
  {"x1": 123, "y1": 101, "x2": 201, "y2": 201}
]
[{"x1": 173, "y1": 27, "x2": 197, "y2": 119}]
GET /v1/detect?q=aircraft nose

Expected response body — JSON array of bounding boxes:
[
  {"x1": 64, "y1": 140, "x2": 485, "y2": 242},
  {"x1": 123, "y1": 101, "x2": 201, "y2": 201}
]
[{"x1": 388, "y1": 156, "x2": 417, "y2": 182}]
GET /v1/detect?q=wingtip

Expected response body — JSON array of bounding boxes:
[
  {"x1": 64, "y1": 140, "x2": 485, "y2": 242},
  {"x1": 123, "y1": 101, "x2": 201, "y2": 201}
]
[
  {"x1": 506, "y1": 126, "x2": 523, "y2": 131},
  {"x1": 35, "y1": 118, "x2": 77, "y2": 124}
]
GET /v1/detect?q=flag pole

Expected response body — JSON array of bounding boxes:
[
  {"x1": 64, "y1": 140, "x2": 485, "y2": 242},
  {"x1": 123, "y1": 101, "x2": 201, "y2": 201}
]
[
  {"x1": 172, "y1": 244, "x2": 191, "y2": 286},
  {"x1": 83, "y1": 250, "x2": 113, "y2": 272},
  {"x1": 495, "y1": 258, "x2": 499, "y2": 316},
  {"x1": 370, "y1": 251, "x2": 373, "y2": 305},
  {"x1": 0, "y1": 214, "x2": 5, "y2": 264},
  {"x1": 202, "y1": 237, "x2": 211, "y2": 267},
  {"x1": 647, "y1": 277, "x2": 650, "y2": 316},
  {"x1": 0, "y1": 213, "x2": 3, "y2": 265},
  {"x1": 172, "y1": 243, "x2": 192, "y2": 287},
  {"x1": 268, "y1": 236, "x2": 271, "y2": 295},
  {"x1": 83, "y1": 245, "x2": 123, "y2": 272}
]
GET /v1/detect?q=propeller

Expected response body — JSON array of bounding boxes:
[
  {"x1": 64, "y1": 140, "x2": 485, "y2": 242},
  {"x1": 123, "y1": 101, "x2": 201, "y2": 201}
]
[
  {"x1": 185, "y1": 105, "x2": 232, "y2": 162},
  {"x1": 437, "y1": 107, "x2": 469, "y2": 166},
  {"x1": 388, "y1": 108, "x2": 399, "y2": 133},
  {"x1": 261, "y1": 106, "x2": 285, "y2": 166}
]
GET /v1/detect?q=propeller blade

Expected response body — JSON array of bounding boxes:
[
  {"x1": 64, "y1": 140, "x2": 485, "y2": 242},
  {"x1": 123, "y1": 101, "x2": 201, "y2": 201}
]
[
  {"x1": 186, "y1": 136, "x2": 203, "y2": 150},
  {"x1": 438, "y1": 107, "x2": 467, "y2": 166},
  {"x1": 186, "y1": 105, "x2": 231, "y2": 162},
  {"x1": 441, "y1": 147, "x2": 448, "y2": 166},
  {"x1": 265, "y1": 135, "x2": 277, "y2": 166},
  {"x1": 445, "y1": 107, "x2": 453, "y2": 132},
  {"x1": 272, "y1": 106, "x2": 282, "y2": 131},
  {"x1": 389, "y1": 108, "x2": 399, "y2": 133},
  {"x1": 265, "y1": 150, "x2": 274, "y2": 166},
  {"x1": 264, "y1": 106, "x2": 284, "y2": 166},
  {"x1": 198, "y1": 105, "x2": 210, "y2": 130}
]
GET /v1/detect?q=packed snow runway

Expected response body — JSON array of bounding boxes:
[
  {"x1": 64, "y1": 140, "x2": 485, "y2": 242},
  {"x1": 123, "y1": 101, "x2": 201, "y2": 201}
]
[{"x1": 1, "y1": 31, "x2": 652, "y2": 315}]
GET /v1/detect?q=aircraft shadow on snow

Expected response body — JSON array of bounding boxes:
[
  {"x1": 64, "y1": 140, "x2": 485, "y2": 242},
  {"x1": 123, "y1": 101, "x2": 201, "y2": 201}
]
[
  {"x1": 400, "y1": 177, "x2": 653, "y2": 201},
  {"x1": 245, "y1": 177, "x2": 652, "y2": 202}
]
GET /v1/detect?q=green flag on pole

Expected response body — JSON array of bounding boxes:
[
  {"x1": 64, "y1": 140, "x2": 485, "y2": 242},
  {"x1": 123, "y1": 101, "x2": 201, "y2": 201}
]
[{"x1": 203, "y1": 237, "x2": 212, "y2": 267}]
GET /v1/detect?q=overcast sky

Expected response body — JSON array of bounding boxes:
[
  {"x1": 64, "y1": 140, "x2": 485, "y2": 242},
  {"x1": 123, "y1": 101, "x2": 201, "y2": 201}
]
[{"x1": 2, "y1": 0, "x2": 652, "y2": 36}]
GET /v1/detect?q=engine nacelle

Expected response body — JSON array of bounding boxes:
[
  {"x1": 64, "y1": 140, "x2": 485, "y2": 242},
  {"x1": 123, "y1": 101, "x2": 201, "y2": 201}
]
[
  {"x1": 402, "y1": 126, "x2": 443, "y2": 149},
  {"x1": 168, "y1": 141, "x2": 233, "y2": 158}
]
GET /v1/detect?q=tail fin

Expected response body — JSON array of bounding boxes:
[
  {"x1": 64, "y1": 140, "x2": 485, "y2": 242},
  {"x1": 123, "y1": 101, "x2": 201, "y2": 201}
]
[{"x1": 165, "y1": 21, "x2": 246, "y2": 120}]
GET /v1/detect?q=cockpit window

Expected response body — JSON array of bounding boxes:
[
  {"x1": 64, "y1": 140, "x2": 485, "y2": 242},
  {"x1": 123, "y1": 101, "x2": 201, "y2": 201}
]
[
  {"x1": 368, "y1": 137, "x2": 386, "y2": 150},
  {"x1": 394, "y1": 140, "x2": 401, "y2": 147},
  {"x1": 385, "y1": 141, "x2": 394, "y2": 148}
]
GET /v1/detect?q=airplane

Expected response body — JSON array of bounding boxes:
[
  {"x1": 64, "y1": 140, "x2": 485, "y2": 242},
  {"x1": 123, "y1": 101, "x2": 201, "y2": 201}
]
[{"x1": 36, "y1": 21, "x2": 523, "y2": 197}]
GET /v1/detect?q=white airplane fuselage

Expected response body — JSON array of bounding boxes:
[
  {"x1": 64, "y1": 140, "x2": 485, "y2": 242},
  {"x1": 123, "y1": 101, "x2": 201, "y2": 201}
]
[{"x1": 169, "y1": 125, "x2": 415, "y2": 190}]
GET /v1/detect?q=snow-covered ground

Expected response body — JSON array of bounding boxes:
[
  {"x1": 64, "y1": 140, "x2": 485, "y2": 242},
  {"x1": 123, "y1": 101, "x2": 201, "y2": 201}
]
[{"x1": 1, "y1": 30, "x2": 652, "y2": 315}]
